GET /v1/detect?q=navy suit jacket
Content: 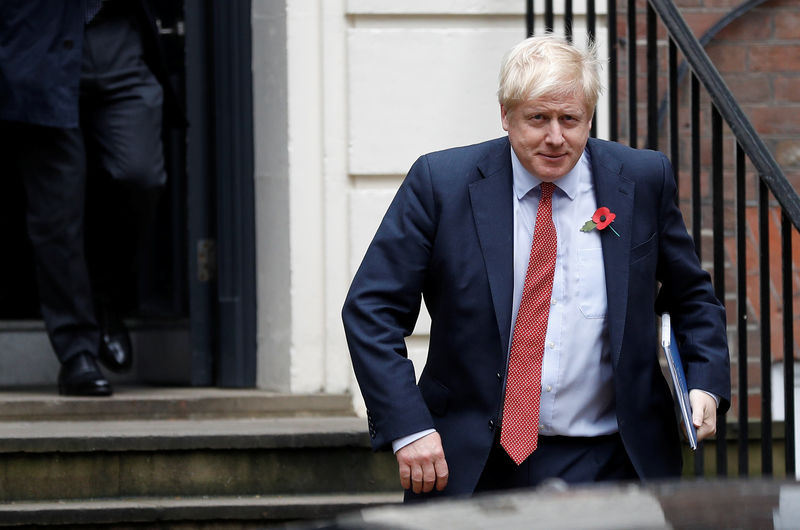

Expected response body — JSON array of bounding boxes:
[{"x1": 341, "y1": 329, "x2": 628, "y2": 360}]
[{"x1": 342, "y1": 136, "x2": 731, "y2": 497}]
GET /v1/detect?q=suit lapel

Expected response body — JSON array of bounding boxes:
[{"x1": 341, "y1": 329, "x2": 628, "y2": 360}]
[
  {"x1": 588, "y1": 139, "x2": 635, "y2": 366},
  {"x1": 469, "y1": 139, "x2": 515, "y2": 356}
]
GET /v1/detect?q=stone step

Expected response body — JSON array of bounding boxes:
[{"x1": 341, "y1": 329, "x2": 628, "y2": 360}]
[
  {"x1": 0, "y1": 416, "x2": 398, "y2": 503},
  {"x1": 0, "y1": 389, "x2": 401, "y2": 527},
  {"x1": 0, "y1": 387, "x2": 355, "y2": 421},
  {"x1": 0, "y1": 492, "x2": 403, "y2": 527}
]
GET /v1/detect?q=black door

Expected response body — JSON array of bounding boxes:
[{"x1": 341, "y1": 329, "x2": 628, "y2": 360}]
[{"x1": 0, "y1": 0, "x2": 256, "y2": 388}]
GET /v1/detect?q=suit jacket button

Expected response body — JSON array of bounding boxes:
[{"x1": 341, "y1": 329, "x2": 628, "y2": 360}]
[
  {"x1": 488, "y1": 420, "x2": 495, "y2": 431},
  {"x1": 496, "y1": 372, "x2": 502, "y2": 380}
]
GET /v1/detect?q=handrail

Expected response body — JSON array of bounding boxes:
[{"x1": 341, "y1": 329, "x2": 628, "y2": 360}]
[
  {"x1": 648, "y1": 0, "x2": 800, "y2": 231},
  {"x1": 656, "y1": 0, "x2": 769, "y2": 129}
]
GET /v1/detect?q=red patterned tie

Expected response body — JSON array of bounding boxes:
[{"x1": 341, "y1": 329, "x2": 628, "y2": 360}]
[{"x1": 500, "y1": 181, "x2": 557, "y2": 465}]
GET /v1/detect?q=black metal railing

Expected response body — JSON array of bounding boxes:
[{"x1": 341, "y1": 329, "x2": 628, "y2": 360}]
[{"x1": 525, "y1": 0, "x2": 799, "y2": 478}]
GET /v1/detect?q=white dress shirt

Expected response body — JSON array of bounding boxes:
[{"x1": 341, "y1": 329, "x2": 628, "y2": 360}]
[{"x1": 509, "y1": 148, "x2": 618, "y2": 437}]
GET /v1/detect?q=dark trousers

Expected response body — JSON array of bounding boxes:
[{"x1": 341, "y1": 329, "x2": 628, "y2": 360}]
[
  {"x1": 474, "y1": 432, "x2": 638, "y2": 493},
  {"x1": 6, "y1": 4, "x2": 164, "y2": 363}
]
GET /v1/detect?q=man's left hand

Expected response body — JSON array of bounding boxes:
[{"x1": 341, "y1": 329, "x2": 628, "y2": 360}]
[{"x1": 689, "y1": 389, "x2": 718, "y2": 442}]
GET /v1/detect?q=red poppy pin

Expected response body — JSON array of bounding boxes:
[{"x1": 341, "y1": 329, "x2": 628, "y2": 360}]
[{"x1": 580, "y1": 207, "x2": 620, "y2": 237}]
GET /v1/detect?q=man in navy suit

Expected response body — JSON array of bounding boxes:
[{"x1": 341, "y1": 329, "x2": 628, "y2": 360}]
[{"x1": 342, "y1": 35, "x2": 730, "y2": 500}]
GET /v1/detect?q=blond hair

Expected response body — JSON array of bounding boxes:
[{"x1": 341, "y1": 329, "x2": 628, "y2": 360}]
[{"x1": 498, "y1": 34, "x2": 603, "y2": 114}]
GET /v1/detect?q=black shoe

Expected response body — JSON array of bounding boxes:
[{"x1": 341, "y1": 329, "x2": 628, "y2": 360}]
[
  {"x1": 58, "y1": 353, "x2": 112, "y2": 396},
  {"x1": 97, "y1": 307, "x2": 133, "y2": 373}
]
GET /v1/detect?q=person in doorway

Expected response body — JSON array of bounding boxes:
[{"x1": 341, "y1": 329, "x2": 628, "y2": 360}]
[
  {"x1": 0, "y1": 0, "x2": 182, "y2": 395},
  {"x1": 342, "y1": 34, "x2": 730, "y2": 500}
]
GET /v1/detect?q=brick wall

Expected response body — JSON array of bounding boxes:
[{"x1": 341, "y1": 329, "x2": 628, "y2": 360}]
[{"x1": 614, "y1": 0, "x2": 800, "y2": 421}]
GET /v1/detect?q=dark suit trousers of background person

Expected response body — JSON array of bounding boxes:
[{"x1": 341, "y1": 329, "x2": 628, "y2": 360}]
[{"x1": 10, "y1": 4, "x2": 166, "y2": 364}]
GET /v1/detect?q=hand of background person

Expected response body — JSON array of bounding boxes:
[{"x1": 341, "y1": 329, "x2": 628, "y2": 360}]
[
  {"x1": 395, "y1": 431, "x2": 449, "y2": 494},
  {"x1": 690, "y1": 389, "x2": 718, "y2": 442}
]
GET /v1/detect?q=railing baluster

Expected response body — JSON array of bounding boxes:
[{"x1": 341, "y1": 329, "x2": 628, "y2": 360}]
[
  {"x1": 691, "y1": 74, "x2": 701, "y2": 260},
  {"x1": 526, "y1": 0, "x2": 534, "y2": 37},
  {"x1": 736, "y1": 143, "x2": 749, "y2": 477},
  {"x1": 759, "y1": 179, "x2": 773, "y2": 476},
  {"x1": 545, "y1": 0, "x2": 554, "y2": 33},
  {"x1": 690, "y1": 72, "x2": 704, "y2": 476},
  {"x1": 669, "y1": 38, "x2": 678, "y2": 191},
  {"x1": 782, "y1": 211, "x2": 796, "y2": 477},
  {"x1": 712, "y1": 106, "x2": 727, "y2": 477},
  {"x1": 565, "y1": 0, "x2": 573, "y2": 42},
  {"x1": 608, "y1": 0, "x2": 618, "y2": 142},
  {"x1": 627, "y1": 0, "x2": 637, "y2": 148},
  {"x1": 588, "y1": 0, "x2": 597, "y2": 137},
  {"x1": 646, "y1": 4, "x2": 657, "y2": 150}
]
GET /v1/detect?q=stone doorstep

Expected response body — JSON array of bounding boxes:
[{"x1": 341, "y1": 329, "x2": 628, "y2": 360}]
[
  {"x1": 0, "y1": 416, "x2": 372, "y2": 453},
  {"x1": 0, "y1": 492, "x2": 404, "y2": 526},
  {"x1": 0, "y1": 387, "x2": 356, "y2": 421},
  {"x1": 0, "y1": 417, "x2": 400, "y2": 503}
]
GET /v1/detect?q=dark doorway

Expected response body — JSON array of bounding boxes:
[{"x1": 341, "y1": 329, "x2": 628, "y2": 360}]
[{"x1": 0, "y1": 0, "x2": 256, "y2": 388}]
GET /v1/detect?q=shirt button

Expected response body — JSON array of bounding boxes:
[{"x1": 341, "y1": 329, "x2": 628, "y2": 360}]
[
  {"x1": 548, "y1": 341, "x2": 555, "y2": 349},
  {"x1": 546, "y1": 385, "x2": 552, "y2": 392},
  {"x1": 539, "y1": 424, "x2": 545, "y2": 430},
  {"x1": 551, "y1": 299, "x2": 557, "y2": 306}
]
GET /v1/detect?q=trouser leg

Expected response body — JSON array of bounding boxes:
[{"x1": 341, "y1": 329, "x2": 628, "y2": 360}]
[
  {"x1": 11, "y1": 122, "x2": 99, "y2": 364},
  {"x1": 81, "y1": 3, "x2": 166, "y2": 313}
]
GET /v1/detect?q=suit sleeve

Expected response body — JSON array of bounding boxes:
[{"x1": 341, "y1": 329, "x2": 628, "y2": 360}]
[
  {"x1": 654, "y1": 153, "x2": 731, "y2": 412},
  {"x1": 342, "y1": 155, "x2": 439, "y2": 450}
]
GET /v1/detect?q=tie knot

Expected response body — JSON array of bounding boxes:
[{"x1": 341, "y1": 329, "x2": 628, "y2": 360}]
[{"x1": 540, "y1": 182, "x2": 555, "y2": 200}]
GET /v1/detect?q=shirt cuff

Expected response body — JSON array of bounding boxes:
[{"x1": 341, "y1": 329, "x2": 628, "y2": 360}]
[{"x1": 392, "y1": 429, "x2": 437, "y2": 454}]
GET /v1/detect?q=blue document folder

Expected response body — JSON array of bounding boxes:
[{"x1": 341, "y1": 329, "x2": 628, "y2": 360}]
[{"x1": 661, "y1": 313, "x2": 698, "y2": 450}]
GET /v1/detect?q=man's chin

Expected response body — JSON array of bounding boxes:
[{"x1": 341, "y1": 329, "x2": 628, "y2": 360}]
[{"x1": 536, "y1": 168, "x2": 570, "y2": 182}]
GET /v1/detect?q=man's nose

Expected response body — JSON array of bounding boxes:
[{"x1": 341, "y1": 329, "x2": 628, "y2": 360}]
[{"x1": 545, "y1": 120, "x2": 564, "y2": 145}]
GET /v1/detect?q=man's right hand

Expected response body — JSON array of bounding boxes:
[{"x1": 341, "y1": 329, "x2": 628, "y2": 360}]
[{"x1": 395, "y1": 431, "x2": 449, "y2": 494}]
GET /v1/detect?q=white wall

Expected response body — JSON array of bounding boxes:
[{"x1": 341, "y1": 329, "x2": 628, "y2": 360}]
[
  {"x1": 771, "y1": 362, "x2": 800, "y2": 479},
  {"x1": 251, "y1": 0, "x2": 609, "y2": 404},
  {"x1": 346, "y1": 2, "x2": 526, "y2": 398}
]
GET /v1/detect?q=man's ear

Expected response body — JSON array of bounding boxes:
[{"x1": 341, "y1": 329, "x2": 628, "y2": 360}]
[{"x1": 500, "y1": 104, "x2": 510, "y2": 131}]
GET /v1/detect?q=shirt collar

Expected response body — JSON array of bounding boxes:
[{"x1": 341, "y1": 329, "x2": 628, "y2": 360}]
[{"x1": 510, "y1": 145, "x2": 591, "y2": 201}]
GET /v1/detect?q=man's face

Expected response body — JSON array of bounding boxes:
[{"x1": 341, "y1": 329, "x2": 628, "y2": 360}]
[{"x1": 501, "y1": 93, "x2": 592, "y2": 182}]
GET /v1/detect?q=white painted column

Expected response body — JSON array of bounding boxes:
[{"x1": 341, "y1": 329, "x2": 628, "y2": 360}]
[{"x1": 252, "y1": 0, "x2": 292, "y2": 391}]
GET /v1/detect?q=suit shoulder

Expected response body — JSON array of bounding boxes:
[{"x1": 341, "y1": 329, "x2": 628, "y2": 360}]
[{"x1": 418, "y1": 137, "x2": 508, "y2": 172}]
